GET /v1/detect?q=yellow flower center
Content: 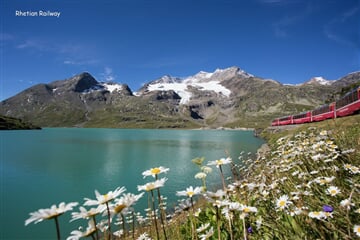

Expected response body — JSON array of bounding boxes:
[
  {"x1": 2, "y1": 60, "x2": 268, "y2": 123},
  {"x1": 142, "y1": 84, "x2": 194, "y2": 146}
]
[
  {"x1": 356, "y1": 227, "x2": 360, "y2": 233},
  {"x1": 151, "y1": 168, "x2": 161, "y2": 175},
  {"x1": 104, "y1": 194, "x2": 109, "y2": 201},
  {"x1": 187, "y1": 191, "x2": 194, "y2": 197},
  {"x1": 313, "y1": 212, "x2": 320, "y2": 216},
  {"x1": 330, "y1": 190, "x2": 337, "y2": 195},
  {"x1": 344, "y1": 164, "x2": 351, "y2": 169},
  {"x1": 216, "y1": 160, "x2": 223, "y2": 165},
  {"x1": 243, "y1": 207, "x2": 250, "y2": 213},
  {"x1": 279, "y1": 200, "x2": 286, "y2": 207},
  {"x1": 114, "y1": 204, "x2": 127, "y2": 213},
  {"x1": 146, "y1": 183, "x2": 155, "y2": 191}
]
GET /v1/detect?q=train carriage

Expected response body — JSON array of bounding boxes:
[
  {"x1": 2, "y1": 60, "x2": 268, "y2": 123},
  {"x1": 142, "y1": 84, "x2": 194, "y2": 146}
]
[
  {"x1": 278, "y1": 115, "x2": 293, "y2": 125},
  {"x1": 335, "y1": 87, "x2": 360, "y2": 117},
  {"x1": 293, "y1": 111, "x2": 312, "y2": 124},
  {"x1": 312, "y1": 103, "x2": 335, "y2": 122},
  {"x1": 271, "y1": 86, "x2": 360, "y2": 126}
]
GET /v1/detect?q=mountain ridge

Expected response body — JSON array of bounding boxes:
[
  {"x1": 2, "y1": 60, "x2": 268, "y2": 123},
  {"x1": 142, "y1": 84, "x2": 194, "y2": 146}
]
[{"x1": 1, "y1": 66, "x2": 359, "y2": 128}]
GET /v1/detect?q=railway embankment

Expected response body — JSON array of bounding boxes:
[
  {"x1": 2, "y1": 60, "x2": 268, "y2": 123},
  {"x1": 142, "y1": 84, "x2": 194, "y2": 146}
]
[{"x1": 256, "y1": 114, "x2": 360, "y2": 159}]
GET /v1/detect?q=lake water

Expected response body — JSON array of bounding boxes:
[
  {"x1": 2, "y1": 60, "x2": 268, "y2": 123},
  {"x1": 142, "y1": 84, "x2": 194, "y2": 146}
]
[{"x1": 0, "y1": 128, "x2": 264, "y2": 239}]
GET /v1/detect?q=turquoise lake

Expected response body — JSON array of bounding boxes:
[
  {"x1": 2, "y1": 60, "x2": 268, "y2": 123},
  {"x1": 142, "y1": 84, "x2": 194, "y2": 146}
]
[{"x1": 0, "y1": 128, "x2": 264, "y2": 239}]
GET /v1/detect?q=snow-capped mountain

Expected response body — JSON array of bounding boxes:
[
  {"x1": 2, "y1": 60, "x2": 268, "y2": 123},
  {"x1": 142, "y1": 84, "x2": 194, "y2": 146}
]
[
  {"x1": 303, "y1": 77, "x2": 333, "y2": 86},
  {"x1": 138, "y1": 66, "x2": 253, "y2": 104},
  {"x1": 1, "y1": 68, "x2": 359, "y2": 129}
]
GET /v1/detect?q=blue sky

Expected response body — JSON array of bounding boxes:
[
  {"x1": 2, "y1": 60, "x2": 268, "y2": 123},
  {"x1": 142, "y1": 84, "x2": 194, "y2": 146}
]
[{"x1": 0, "y1": 0, "x2": 359, "y2": 100}]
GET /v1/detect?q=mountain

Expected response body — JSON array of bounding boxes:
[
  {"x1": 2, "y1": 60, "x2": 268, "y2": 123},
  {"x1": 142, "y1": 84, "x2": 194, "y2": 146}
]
[
  {"x1": 0, "y1": 115, "x2": 41, "y2": 130},
  {"x1": 303, "y1": 77, "x2": 333, "y2": 86},
  {"x1": 1, "y1": 67, "x2": 359, "y2": 128}
]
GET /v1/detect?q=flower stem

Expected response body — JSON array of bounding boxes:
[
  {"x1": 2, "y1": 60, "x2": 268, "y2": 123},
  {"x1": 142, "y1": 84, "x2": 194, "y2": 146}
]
[
  {"x1": 242, "y1": 218, "x2": 247, "y2": 240},
  {"x1": 121, "y1": 213, "x2": 126, "y2": 239},
  {"x1": 216, "y1": 206, "x2": 221, "y2": 240},
  {"x1": 54, "y1": 216, "x2": 61, "y2": 240},
  {"x1": 150, "y1": 190, "x2": 160, "y2": 240},
  {"x1": 132, "y1": 211, "x2": 135, "y2": 240},
  {"x1": 92, "y1": 216, "x2": 99, "y2": 240},
  {"x1": 219, "y1": 165, "x2": 226, "y2": 191},
  {"x1": 156, "y1": 188, "x2": 168, "y2": 240},
  {"x1": 106, "y1": 202, "x2": 112, "y2": 240}
]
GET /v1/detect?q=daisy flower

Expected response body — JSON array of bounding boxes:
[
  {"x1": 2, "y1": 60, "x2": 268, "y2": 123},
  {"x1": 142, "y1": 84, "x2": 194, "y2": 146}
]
[
  {"x1": 84, "y1": 187, "x2": 126, "y2": 206},
  {"x1": 308, "y1": 211, "x2": 326, "y2": 220},
  {"x1": 25, "y1": 202, "x2": 78, "y2": 240},
  {"x1": 70, "y1": 206, "x2": 105, "y2": 222},
  {"x1": 137, "y1": 232, "x2": 152, "y2": 240},
  {"x1": 142, "y1": 166, "x2": 169, "y2": 178},
  {"x1": 137, "y1": 178, "x2": 167, "y2": 192},
  {"x1": 354, "y1": 225, "x2": 360, "y2": 237},
  {"x1": 198, "y1": 226, "x2": 214, "y2": 240},
  {"x1": 197, "y1": 223, "x2": 210, "y2": 233},
  {"x1": 239, "y1": 204, "x2": 258, "y2": 213},
  {"x1": 340, "y1": 198, "x2": 354, "y2": 210},
  {"x1": 201, "y1": 166, "x2": 213, "y2": 174},
  {"x1": 67, "y1": 220, "x2": 96, "y2": 240},
  {"x1": 176, "y1": 186, "x2": 202, "y2": 198},
  {"x1": 112, "y1": 192, "x2": 144, "y2": 215},
  {"x1": 275, "y1": 195, "x2": 292, "y2": 210},
  {"x1": 207, "y1": 157, "x2": 232, "y2": 168},
  {"x1": 25, "y1": 202, "x2": 78, "y2": 225},
  {"x1": 195, "y1": 172, "x2": 207, "y2": 179},
  {"x1": 326, "y1": 186, "x2": 341, "y2": 196}
]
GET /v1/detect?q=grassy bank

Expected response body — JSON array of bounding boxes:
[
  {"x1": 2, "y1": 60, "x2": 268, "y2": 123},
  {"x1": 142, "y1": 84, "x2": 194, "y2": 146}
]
[{"x1": 164, "y1": 115, "x2": 360, "y2": 239}]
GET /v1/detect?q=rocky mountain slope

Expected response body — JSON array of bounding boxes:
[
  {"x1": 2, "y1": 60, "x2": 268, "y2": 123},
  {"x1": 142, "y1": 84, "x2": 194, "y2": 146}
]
[
  {"x1": 0, "y1": 115, "x2": 41, "y2": 130},
  {"x1": 1, "y1": 67, "x2": 359, "y2": 128}
]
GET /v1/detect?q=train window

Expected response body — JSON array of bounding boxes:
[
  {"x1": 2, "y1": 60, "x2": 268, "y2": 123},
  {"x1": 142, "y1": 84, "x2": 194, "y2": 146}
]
[
  {"x1": 312, "y1": 105, "x2": 330, "y2": 115},
  {"x1": 293, "y1": 113, "x2": 307, "y2": 119},
  {"x1": 279, "y1": 116, "x2": 290, "y2": 121},
  {"x1": 337, "y1": 88, "x2": 359, "y2": 109}
]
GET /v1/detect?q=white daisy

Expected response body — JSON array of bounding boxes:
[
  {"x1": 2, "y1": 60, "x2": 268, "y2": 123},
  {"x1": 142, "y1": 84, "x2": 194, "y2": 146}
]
[
  {"x1": 25, "y1": 202, "x2": 78, "y2": 225},
  {"x1": 67, "y1": 220, "x2": 96, "y2": 240},
  {"x1": 340, "y1": 198, "x2": 354, "y2": 210},
  {"x1": 354, "y1": 225, "x2": 360, "y2": 237},
  {"x1": 326, "y1": 186, "x2": 341, "y2": 196},
  {"x1": 70, "y1": 205, "x2": 106, "y2": 222},
  {"x1": 197, "y1": 223, "x2": 210, "y2": 233},
  {"x1": 199, "y1": 226, "x2": 214, "y2": 240},
  {"x1": 308, "y1": 211, "x2": 326, "y2": 220},
  {"x1": 142, "y1": 166, "x2": 169, "y2": 178},
  {"x1": 275, "y1": 195, "x2": 292, "y2": 210},
  {"x1": 176, "y1": 186, "x2": 202, "y2": 198},
  {"x1": 137, "y1": 178, "x2": 167, "y2": 192},
  {"x1": 84, "y1": 187, "x2": 126, "y2": 206},
  {"x1": 207, "y1": 157, "x2": 232, "y2": 168}
]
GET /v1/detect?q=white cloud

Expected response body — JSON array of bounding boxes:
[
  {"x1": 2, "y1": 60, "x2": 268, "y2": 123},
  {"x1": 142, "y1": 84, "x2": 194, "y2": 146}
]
[
  {"x1": 100, "y1": 67, "x2": 116, "y2": 82},
  {"x1": 63, "y1": 59, "x2": 98, "y2": 66},
  {"x1": 0, "y1": 33, "x2": 14, "y2": 41},
  {"x1": 323, "y1": 7, "x2": 359, "y2": 49}
]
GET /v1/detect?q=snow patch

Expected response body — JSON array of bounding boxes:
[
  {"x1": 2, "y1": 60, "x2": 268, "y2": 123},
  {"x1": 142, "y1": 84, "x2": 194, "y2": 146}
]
[
  {"x1": 147, "y1": 80, "x2": 231, "y2": 104},
  {"x1": 102, "y1": 83, "x2": 123, "y2": 92},
  {"x1": 312, "y1": 77, "x2": 332, "y2": 85}
]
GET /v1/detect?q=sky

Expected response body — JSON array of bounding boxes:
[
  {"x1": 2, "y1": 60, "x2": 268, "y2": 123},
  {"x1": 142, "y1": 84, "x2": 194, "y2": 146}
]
[{"x1": 0, "y1": 0, "x2": 359, "y2": 100}]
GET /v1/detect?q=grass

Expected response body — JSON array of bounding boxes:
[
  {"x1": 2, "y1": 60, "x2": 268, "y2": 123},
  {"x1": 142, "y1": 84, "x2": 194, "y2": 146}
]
[{"x1": 24, "y1": 115, "x2": 360, "y2": 239}]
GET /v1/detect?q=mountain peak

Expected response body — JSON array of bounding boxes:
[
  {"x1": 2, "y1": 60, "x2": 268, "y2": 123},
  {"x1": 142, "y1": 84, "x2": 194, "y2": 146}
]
[{"x1": 304, "y1": 76, "x2": 332, "y2": 86}]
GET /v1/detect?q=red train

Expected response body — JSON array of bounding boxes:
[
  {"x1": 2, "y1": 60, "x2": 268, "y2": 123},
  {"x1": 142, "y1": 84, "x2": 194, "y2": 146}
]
[{"x1": 271, "y1": 86, "x2": 360, "y2": 126}]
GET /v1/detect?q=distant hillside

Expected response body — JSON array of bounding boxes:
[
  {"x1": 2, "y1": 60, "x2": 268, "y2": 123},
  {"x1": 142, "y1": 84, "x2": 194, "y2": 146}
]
[
  {"x1": 0, "y1": 115, "x2": 41, "y2": 130},
  {"x1": 0, "y1": 67, "x2": 359, "y2": 128}
]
